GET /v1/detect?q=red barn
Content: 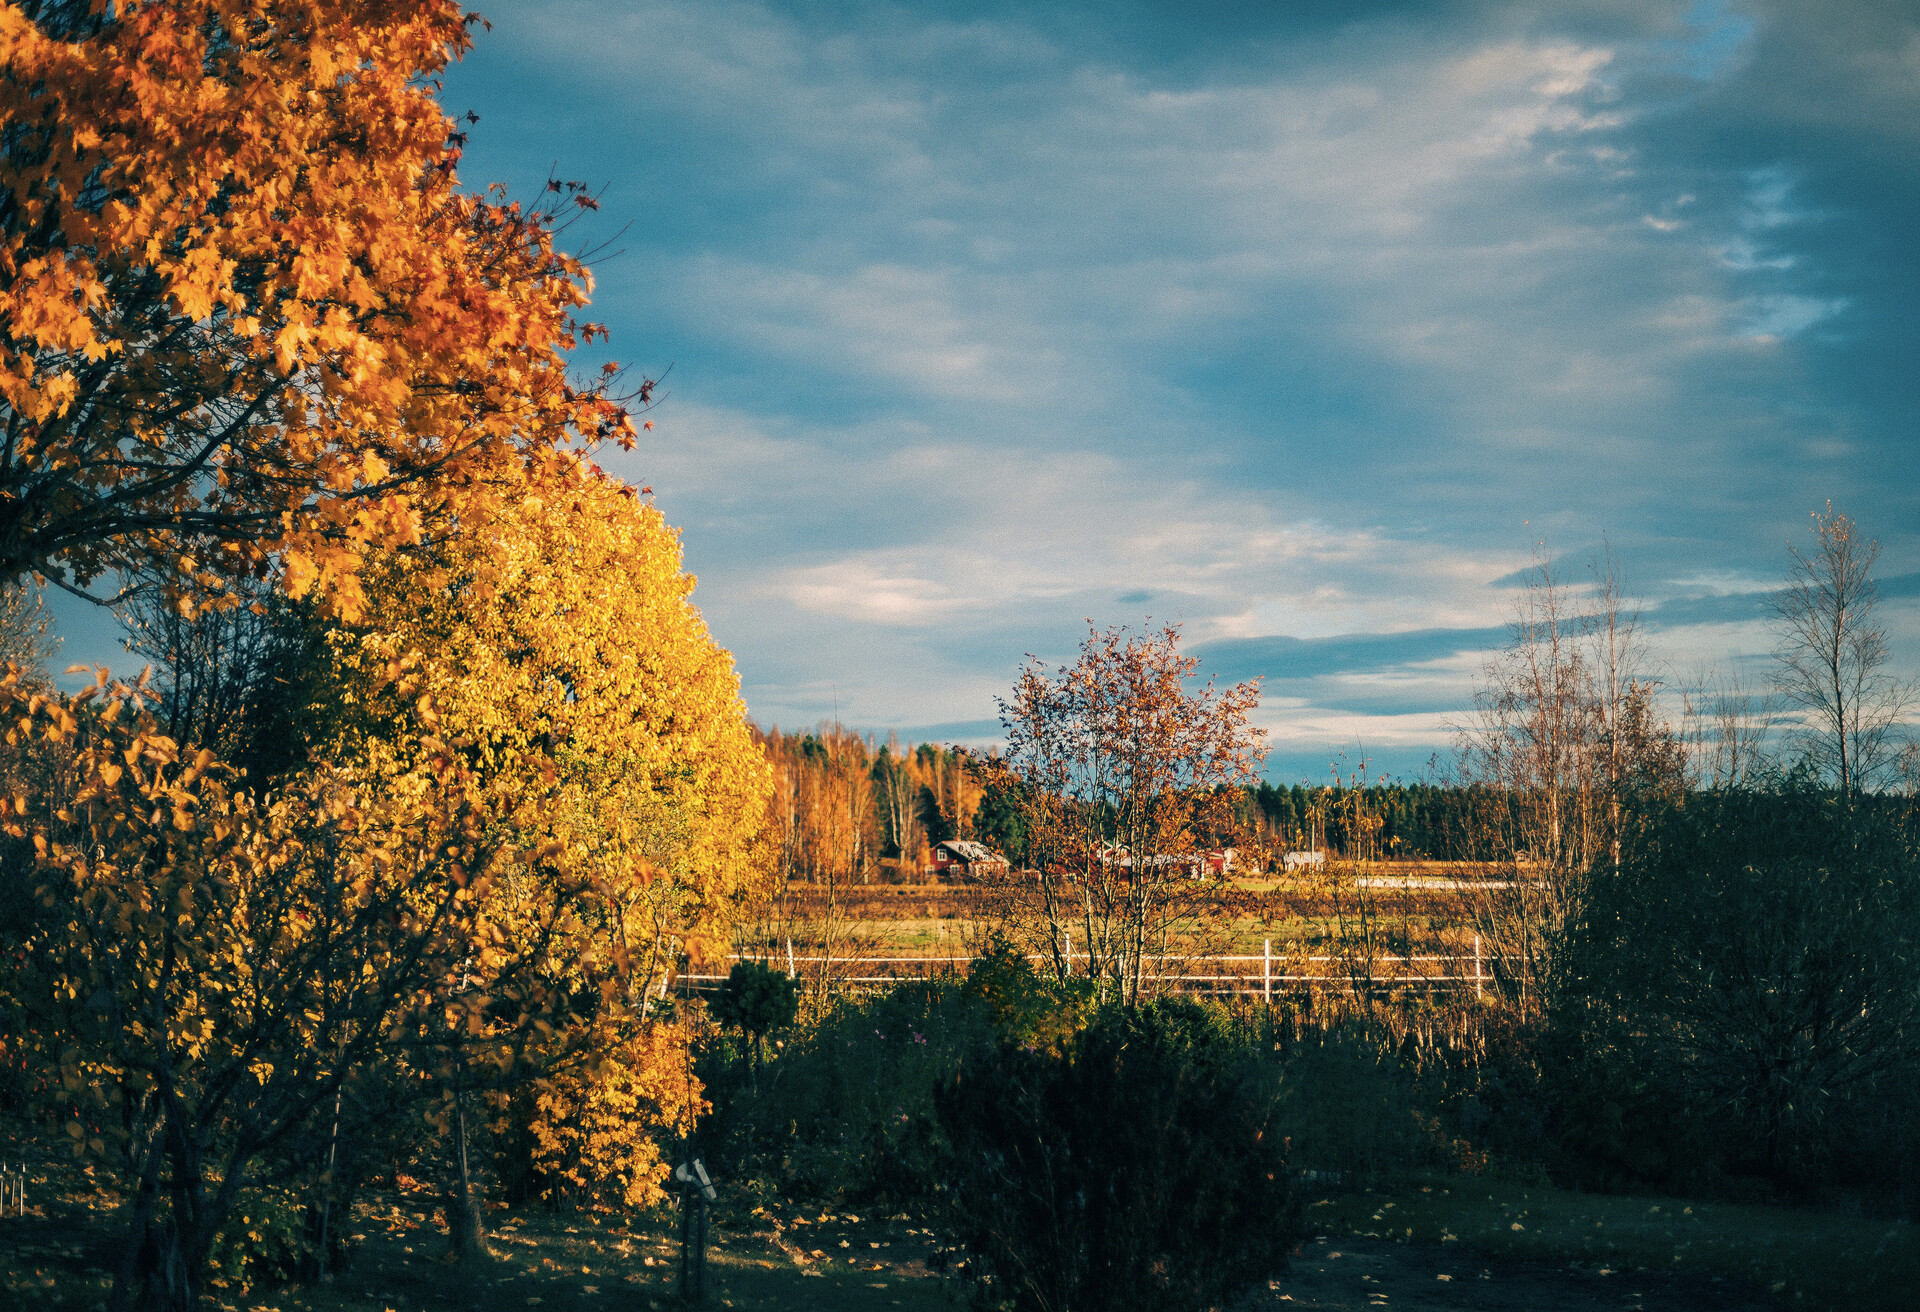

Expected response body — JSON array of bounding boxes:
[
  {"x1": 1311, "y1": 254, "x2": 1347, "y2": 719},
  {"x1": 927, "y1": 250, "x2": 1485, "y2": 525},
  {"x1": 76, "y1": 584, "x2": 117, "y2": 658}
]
[{"x1": 930, "y1": 840, "x2": 1010, "y2": 880}]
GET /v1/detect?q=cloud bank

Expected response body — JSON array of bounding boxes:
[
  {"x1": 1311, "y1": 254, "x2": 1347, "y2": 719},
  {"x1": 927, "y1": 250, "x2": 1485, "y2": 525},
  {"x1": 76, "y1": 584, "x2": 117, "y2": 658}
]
[{"x1": 52, "y1": 1, "x2": 1917, "y2": 781}]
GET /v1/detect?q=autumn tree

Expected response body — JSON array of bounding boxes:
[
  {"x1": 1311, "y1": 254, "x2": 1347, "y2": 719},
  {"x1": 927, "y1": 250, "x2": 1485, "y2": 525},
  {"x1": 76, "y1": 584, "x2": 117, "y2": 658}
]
[
  {"x1": 0, "y1": 2, "x2": 765, "y2": 1302},
  {"x1": 0, "y1": 460, "x2": 770, "y2": 1306},
  {"x1": 1772, "y1": 505, "x2": 1915, "y2": 796},
  {"x1": 978, "y1": 623, "x2": 1265, "y2": 1004},
  {"x1": 313, "y1": 458, "x2": 771, "y2": 1234},
  {"x1": 0, "y1": 669, "x2": 597, "y2": 1311},
  {"x1": 0, "y1": 0, "x2": 639, "y2": 615},
  {"x1": 1452, "y1": 553, "x2": 1685, "y2": 1015},
  {"x1": 113, "y1": 569, "x2": 328, "y2": 785}
]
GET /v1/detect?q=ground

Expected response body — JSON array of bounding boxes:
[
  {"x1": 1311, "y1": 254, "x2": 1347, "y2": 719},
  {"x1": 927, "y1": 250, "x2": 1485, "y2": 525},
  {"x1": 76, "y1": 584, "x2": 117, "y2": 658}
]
[
  {"x1": 2, "y1": 1159, "x2": 1909, "y2": 1310},
  {"x1": 1279, "y1": 1234, "x2": 1766, "y2": 1311}
]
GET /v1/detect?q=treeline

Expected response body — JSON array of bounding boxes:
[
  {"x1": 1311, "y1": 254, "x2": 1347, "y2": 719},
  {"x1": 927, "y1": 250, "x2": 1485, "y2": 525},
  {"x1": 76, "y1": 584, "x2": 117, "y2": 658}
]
[
  {"x1": 1249, "y1": 780, "x2": 1492, "y2": 861},
  {"x1": 762, "y1": 755, "x2": 1634, "y2": 875},
  {"x1": 756, "y1": 725, "x2": 1002, "y2": 880}
]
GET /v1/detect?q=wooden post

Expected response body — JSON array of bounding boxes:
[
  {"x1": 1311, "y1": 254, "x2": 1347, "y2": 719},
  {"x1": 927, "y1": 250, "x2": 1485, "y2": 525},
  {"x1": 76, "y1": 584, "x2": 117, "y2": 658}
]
[
  {"x1": 1473, "y1": 933, "x2": 1483, "y2": 999},
  {"x1": 1263, "y1": 938, "x2": 1272, "y2": 1005},
  {"x1": 785, "y1": 937, "x2": 795, "y2": 978}
]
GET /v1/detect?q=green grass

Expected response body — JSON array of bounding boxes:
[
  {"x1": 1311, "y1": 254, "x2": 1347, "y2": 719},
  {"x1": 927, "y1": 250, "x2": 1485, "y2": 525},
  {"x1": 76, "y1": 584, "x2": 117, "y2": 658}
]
[{"x1": 1309, "y1": 1177, "x2": 1917, "y2": 1311}]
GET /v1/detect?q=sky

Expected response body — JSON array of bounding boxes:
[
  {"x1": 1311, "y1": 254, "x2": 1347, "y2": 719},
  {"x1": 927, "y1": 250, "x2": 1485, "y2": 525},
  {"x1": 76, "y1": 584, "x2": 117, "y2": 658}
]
[{"x1": 51, "y1": 0, "x2": 1920, "y2": 780}]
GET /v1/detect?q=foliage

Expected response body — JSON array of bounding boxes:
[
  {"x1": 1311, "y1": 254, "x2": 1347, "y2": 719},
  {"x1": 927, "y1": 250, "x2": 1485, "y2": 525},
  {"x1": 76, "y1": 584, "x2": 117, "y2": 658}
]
[
  {"x1": 711, "y1": 960, "x2": 800, "y2": 1065},
  {"x1": 958, "y1": 934, "x2": 1094, "y2": 1056},
  {"x1": 700, "y1": 983, "x2": 994, "y2": 1204},
  {"x1": 317, "y1": 458, "x2": 773, "y2": 966},
  {"x1": 971, "y1": 777, "x2": 1031, "y2": 867},
  {"x1": 204, "y1": 1189, "x2": 310, "y2": 1295},
  {"x1": 303, "y1": 457, "x2": 769, "y2": 1251},
  {"x1": 493, "y1": 1019, "x2": 704, "y2": 1211},
  {"x1": 0, "y1": 667, "x2": 584, "y2": 1309},
  {"x1": 0, "y1": 7, "x2": 768, "y2": 1308},
  {"x1": 934, "y1": 1004, "x2": 1302, "y2": 1312},
  {"x1": 1561, "y1": 787, "x2": 1920, "y2": 1196},
  {"x1": 978, "y1": 622, "x2": 1266, "y2": 1003},
  {"x1": 0, "y1": 461, "x2": 772, "y2": 1303},
  {"x1": 0, "y1": 0, "x2": 640, "y2": 612},
  {"x1": 115, "y1": 575, "x2": 328, "y2": 785},
  {"x1": 0, "y1": 582, "x2": 55, "y2": 678}
]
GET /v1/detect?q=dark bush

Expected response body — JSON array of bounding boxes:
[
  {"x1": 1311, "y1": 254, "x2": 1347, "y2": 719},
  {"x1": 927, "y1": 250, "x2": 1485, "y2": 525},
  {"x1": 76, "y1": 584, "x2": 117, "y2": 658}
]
[
  {"x1": 698, "y1": 982, "x2": 995, "y2": 1203},
  {"x1": 960, "y1": 933, "x2": 1095, "y2": 1054},
  {"x1": 935, "y1": 1005, "x2": 1303, "y2": 1312},
  {"x1": 709, "y1": 959, "x2": 800, "y2": 1069},
  {"x1": 1557, "y1": 788, "x2": 1920, "y2": 1200}
]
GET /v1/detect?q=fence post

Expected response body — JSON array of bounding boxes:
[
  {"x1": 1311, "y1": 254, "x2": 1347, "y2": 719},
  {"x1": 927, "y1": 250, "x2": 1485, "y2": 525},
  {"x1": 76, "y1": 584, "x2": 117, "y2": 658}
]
[
  {"x1": 1473, "y1": 933, "x2": 1483, "y2": 1000},
  {"x1": 786, "y1": 938, "x2": 795, "y2": 978},
  {"x1": 1263, "y1": 939, "x2": 1272, "y2": 1005}
]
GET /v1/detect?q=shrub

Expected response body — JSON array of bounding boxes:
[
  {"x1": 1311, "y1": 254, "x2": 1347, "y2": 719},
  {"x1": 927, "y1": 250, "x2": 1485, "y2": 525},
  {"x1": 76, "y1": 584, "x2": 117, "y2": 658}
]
[
  {"x1": 205, "y1": 1190, "x2": 310, "y2": 1294},
  {"x1": 710, "y1": 960, "x2": 800, "y2": 1068},
  {"x1": 1562, "y1": 789, "x2": 1920, "y2": 1199},
  {"x1": 700, "y1": 982, "x2": 994, "y2": 1203},
  {"x1": 935, "y1": 1005, "x2": 1302, "y2": 1312},
  {"x1": 960, "y1": 934, "x2": 1096, "y2": 1055}
]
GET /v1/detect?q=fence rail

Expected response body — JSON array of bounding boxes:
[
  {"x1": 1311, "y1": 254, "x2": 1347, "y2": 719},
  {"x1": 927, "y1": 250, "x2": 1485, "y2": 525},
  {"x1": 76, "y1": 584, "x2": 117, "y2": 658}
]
[{"x1": 676, "y1": 936, "x2": 1490, "y2": 1000}]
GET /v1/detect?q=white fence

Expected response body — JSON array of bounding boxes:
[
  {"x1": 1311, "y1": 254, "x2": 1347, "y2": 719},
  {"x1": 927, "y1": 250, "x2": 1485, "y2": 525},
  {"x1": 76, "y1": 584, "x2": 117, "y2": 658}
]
[{"x1": 679, "y1": 936, "x2": 1490, "y2": 1001}]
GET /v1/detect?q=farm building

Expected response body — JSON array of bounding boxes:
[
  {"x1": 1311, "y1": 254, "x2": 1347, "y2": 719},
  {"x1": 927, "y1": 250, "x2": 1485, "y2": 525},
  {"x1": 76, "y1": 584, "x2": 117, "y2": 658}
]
[
  {"x1": 1096, "y1": 845, "x2": 1237, "y2": 877},
  {"x1": 930, "y1": 839, "x2": 1010, "y2": 880}
]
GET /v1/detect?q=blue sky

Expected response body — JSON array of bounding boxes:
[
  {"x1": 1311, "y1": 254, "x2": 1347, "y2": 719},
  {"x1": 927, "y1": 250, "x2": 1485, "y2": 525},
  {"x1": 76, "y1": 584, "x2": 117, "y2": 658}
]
[{"x1": 51, "y1": 0, "x2": 1920, "y2": 780}]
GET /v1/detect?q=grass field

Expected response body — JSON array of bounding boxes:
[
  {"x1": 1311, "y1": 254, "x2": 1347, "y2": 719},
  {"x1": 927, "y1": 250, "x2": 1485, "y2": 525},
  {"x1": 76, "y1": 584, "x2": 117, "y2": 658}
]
[{"x1": 743, "y1": 871, "x2": 1478, "y2": 966}]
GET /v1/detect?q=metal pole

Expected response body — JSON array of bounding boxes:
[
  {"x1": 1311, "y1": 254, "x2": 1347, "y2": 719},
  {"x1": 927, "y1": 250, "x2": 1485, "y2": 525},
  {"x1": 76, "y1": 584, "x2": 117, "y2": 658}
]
[
  {"x1": 1263, "y1": 939, "x2": 1272, "y2": 1005},
  {"x1": 315, "y1": 1088, "x2": 341, "y2": 1278},
  {"x1": 679, "y1": 1187, "x2": 708, "y2": 1303}
]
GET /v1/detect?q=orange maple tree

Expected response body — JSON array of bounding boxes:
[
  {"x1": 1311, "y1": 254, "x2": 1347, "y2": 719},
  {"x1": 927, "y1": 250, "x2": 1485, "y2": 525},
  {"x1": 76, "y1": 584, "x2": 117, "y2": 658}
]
[
  {"x1": 0, "y1": 0, "x2": 638, "y2": 615},
  {"x1": 0, "y1": 3, "x2": 771, "y2": 1308}
]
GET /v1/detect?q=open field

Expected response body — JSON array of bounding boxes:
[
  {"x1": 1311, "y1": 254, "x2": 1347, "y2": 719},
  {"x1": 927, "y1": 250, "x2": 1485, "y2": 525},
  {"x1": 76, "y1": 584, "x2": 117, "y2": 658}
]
[
  {"x1": 747, "y1": 867, "x2": 1484, "y2": 953},
  {"x1": 724, "y1": 868, "x2": 1492, "y2": 994}
]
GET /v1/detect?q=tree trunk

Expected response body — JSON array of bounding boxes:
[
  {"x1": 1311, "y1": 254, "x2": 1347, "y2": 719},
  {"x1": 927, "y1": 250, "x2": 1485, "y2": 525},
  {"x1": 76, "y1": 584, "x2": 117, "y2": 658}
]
[
  {"x1": 446, "y1": 1094, "x2": 490, "y2": 1263},
  {"x1": 115, "y1": 1185, "x2": 213, "y2": 1312}
]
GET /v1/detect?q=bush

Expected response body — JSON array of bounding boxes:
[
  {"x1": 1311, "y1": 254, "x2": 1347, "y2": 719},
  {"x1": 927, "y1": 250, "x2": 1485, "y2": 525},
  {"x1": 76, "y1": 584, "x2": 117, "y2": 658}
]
[
  {"x1": 204, "y1": 1190, "x2": 311, "y2": 1294},
  {"x1": 710, "y1": 960, "x2": 800, "y2": 1067},
  {"x1": 1560, "y1": 789, "x2": 1920, "y2": 1200},
  {"x1": 960, "y1": 934, "x2": 1095, "y2": 1055},
  {"x1": 699, "y1": 982, "x2": 995, "y2": 1203},
  {"x1": 935, "y1": 1005, "x2": 1303, "y2": 1312}
]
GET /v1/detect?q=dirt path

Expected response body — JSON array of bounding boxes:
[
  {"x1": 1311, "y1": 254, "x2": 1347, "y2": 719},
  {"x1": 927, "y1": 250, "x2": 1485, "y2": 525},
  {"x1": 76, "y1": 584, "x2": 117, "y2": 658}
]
[{"x1": 1271, "y1": 1234, "x2": 1771, "y2": 1311}]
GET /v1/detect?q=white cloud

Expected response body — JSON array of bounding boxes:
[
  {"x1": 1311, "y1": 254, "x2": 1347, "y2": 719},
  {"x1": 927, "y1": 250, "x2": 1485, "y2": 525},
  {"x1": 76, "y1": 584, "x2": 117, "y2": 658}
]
[{"x1": 436, "y1": 0, "x2": 1915, "y2": 756}]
